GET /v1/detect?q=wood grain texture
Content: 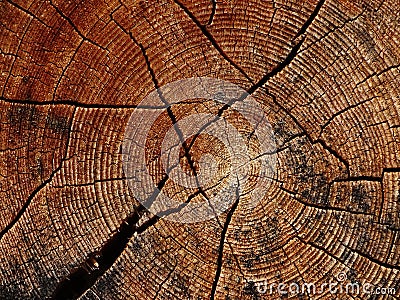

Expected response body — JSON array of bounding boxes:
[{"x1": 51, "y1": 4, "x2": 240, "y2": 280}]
[{"x1": 1, "y1": 0, "x2": 400, "y2": 299}]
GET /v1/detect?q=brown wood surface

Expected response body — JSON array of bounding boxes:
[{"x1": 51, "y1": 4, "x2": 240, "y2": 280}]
[{"x1": 1, "y1": 0, "x2": 400, "y2": 299}]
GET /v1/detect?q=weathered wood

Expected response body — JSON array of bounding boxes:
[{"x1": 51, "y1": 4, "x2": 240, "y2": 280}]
[{"x1": 1, "y1": 0, "x2": 400, "y2": 299}]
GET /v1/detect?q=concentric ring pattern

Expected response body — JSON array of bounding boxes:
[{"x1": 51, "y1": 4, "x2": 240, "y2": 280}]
[{"x1": 0, "y1": 0, "x2": 400, "y2": 299}]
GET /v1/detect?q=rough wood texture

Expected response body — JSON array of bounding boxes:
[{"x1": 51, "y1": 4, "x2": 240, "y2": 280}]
[{"x1": 1, "y1": 0, "x2": 400, "y2": 299}]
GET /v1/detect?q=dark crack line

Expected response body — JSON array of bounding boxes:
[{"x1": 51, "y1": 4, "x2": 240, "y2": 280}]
[
  {"x1": 51, "y1": 164, "x2": 227, "y2": 299},
  {"x1": 210, "y1": 178, "x2": 240, "y2": 300},
  {"x1": 304, "y1": 240, "x2": 400, "y2": 299},
  {"x1": 152, "y1": 260, "x2": 178, "y2": 300},
  {"x1": 279, "y1": 186, "x2": 374, "y2": 217},
  {"x1": 382, "y1": 168, "x2": 400, "y2": 174},
  {"x1": 244, "y1": 0, "x2": 350, "y2": 176},
  {"x1": 50, "y1": 205, "x2": 147, "y2": 300},
  {"x1": 293, "y1": 0, "x2": 326, "y2": 40},
  {"x1": 52, "y1": 177, "x2": 130, "y2": 188},
  {"x1": 297, "y1": 237, "x2": 349, "y2": 269},
  {"x1": 52, "y1": 21, "x2": 229, "y2": 300},
  {"x1": 298, "y1": 9, "x2": 365, "y2": 55},
  {"x1": 117, "y1": 19, "x2": 224, "y2": 219},
  {"x1": 247, "y1": 37, "x2": 305, "y2": 94},
  {"x1": 172, "y1": 0, "x2": 254, "y2": 84},
  {"x1": 176, "y1": 13, "x2": 311, "y2": 154},
  {"x1": 2, "y1": 0, "x2": 36, "y2": 98},
  {"x1": 245, "y1": 0, "x2": 326, "y2": 92},
  {"x1": 207, "y1": 0, "x2": 217, "y2": 25},
  {"x1": 0, "y1": 96, "x2": 167, "y2": 109},
  {"x1": 378, "y1": 179, "x2": 386, "y2": 227},
  {"x1": 314, "y1": 137, "x2": 349, "y2": 173},
  {"x1": 385, "y1": 232, "x2": 397, "y2": 264},
  {"x1": 48, "y1": 0, "x2": 108, "y2": 51},
  {"x1": 164, "y1": 232, "x2": 207, "y2": 262},
  {"x1": 124, "y1": 23, "x2": 216, "y2": 210},
  {"x1": 356, "y1": 63, "x2": 400, "y2": 87},
  {"x1": 5, "y1": 0, "x2": 48, "y2": 27},
  {"x1": 267, "y1": 6, "x2": 278, "y2": 40},
  {"x1": 52, "y1": 39, "x2": 84, "y2": 103},
  {"x1": 340, "y1": 241, "x2": 400, "y2": 271},
  {"x1": 331, "y1": 168, "x2": 400, "y2": 184},
  {"x1": 282, "y1": 208, "x2": 354, "y2": 276},
  {"x1": 0, "y1": 50, "x2": 19, "y2": 58},
  {"x1": 281, "y1": 247, "x2": 311, "y2": 300},
  {"x1": 332, "y1": 175, "x2": 382, "y2": 183},
  {"x1": 0, "y1": 107, "x2": 76, "y2": 241},
  {"x1": 0, "y1": 165, "x2": 62, "y2": 240},
  {"x1": 53, "y1": 1, "x2": 330, "y2": 297},
  {"x1": 300, "y1": 235, "x2": 400, "y2": 274},
  {"x1": 6, "y1": 0, "x2": 106, "y2": 52},
  {"x1": 319, "y1": 95, "x2": 378, "y2": 134},
  {"x1": 183, "y1": 35, "x2": 307, "y2": 158},
  {"x1": 265, "y1": 88, "x2": 350, "y2": 175}
]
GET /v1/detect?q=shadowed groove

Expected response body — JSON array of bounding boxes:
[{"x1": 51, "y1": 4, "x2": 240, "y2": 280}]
[{"x1": 2, "y1": 0, "x2": 400, "y2": 299}]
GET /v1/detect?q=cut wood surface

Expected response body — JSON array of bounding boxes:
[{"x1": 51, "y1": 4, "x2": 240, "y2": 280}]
[{"x1": 1, "y1": 0, "x2": 400, "y2": 299}]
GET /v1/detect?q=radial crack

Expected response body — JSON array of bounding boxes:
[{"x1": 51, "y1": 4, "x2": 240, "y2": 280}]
[
  {"x1": 172, "y1": 0, "x2": 254, "y2": 84},
  {"x1": 48, "y1": 0, "x2": 107, "y2": 51},
  {"x1": 5, "y1": 0, "x2": 48, "y2": 27},
  {"x1": 294, "y1": 0, "x2": 326, "y2": 40},
  {"x1": 210, "y1": 178, "x2": 241, "y2": 300},
  {"x1": 0, "y1": 96, "x2": 167, "y2": 109},
  {"x1": 0, "y1": 107, "x2": 76, "y2": 241},
  {"x1": 207, "y1": 0, "x2": 217, "y2": 25},
  {"x1": 319, "y1": 96, "x2": 378, "y2": 134},
  {"x1": 53, "y1": 1, "x2": 331, "y2": 298}
]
